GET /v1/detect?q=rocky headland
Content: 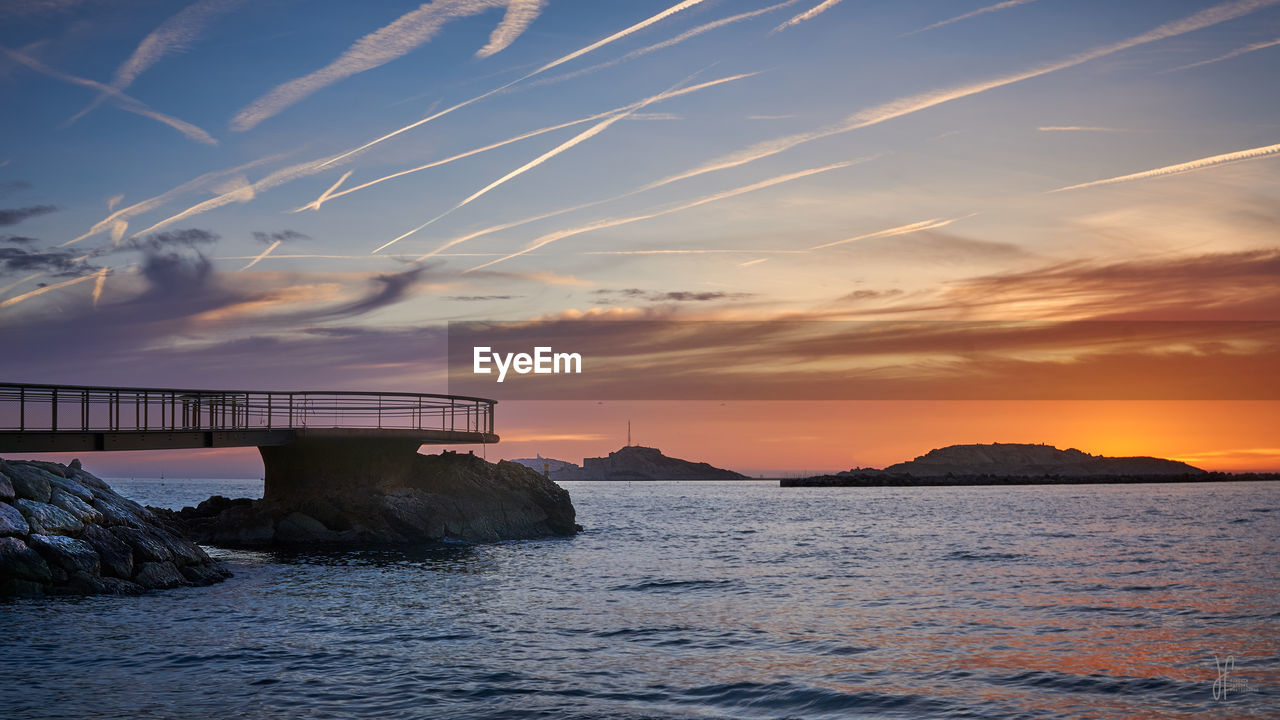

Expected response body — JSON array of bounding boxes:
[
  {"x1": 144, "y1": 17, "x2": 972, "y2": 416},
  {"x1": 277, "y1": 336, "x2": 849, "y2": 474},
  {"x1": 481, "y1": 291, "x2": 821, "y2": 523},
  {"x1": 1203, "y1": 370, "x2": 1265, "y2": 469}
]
[
  {"x1": 1, "y1": 458, "x2": 229, "y2": 596},
  {"x1": 165, "y1": 451, "x2": 579, "y2": 548},
  {"x1": 531, "y1": 446, "x2": 748, "y2": 481},
  {"x1": 781, "y1": 443, "x2": 1254, "y2": 487}
]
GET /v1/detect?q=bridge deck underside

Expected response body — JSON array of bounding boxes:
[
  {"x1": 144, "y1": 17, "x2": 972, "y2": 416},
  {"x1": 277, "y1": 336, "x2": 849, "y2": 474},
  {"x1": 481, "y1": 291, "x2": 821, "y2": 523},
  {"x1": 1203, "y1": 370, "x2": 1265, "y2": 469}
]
[{"x1": 0, "y1": 428, "x2": 499, "y2": 453}]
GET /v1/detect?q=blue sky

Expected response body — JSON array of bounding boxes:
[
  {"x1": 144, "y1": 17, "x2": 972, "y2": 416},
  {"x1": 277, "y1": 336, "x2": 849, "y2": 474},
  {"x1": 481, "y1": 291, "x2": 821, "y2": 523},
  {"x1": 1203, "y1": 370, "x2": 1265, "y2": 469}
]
[{"x1": 2, "y1": 0, "x2": 1279, "y2": 472}]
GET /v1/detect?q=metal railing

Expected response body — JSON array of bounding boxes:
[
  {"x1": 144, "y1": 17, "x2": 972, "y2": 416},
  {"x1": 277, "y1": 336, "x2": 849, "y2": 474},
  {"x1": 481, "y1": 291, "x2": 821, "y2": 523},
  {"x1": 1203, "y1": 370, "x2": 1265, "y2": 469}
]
[{"x1": 0, "y1": 383, "x2": 496, "y2": 435}]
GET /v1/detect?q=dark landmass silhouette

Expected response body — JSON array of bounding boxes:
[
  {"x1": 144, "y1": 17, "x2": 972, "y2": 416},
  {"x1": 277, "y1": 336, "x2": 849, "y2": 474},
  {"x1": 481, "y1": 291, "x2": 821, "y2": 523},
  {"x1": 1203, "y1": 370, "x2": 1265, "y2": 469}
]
[
  {"x1": 784, "y1": 443, "x2": 1278, "y2": 487},
  {"x1": 526, "y1": 446, "x2": 748, "y2": 481}
]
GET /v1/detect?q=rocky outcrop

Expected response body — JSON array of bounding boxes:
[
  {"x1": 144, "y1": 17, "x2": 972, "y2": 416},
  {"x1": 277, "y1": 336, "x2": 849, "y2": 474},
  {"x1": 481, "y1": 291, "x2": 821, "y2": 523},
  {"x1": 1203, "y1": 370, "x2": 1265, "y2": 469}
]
[
  {"x1": 165, "y1": 451, "x2": 580, "y2": 548},
  {"x1": 0, "y1": 458, "x2": 229, "y2": 597},
  {"x1": 553, "y1": 446, "x2": 747, "y2": 481},
  {"x1": 878, "y1": 443, "x2": 1205, "y2": 477}
]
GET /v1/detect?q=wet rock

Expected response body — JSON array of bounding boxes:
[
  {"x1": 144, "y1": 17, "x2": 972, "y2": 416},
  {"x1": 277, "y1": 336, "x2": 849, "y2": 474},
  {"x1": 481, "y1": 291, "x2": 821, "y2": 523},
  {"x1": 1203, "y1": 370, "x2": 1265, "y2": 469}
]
[
  {"x1": 179, "y1": 563, "x2": 226, "y2": 586},
  {"x1": 274, "y1": 511, "x2": 336, "y2": 544},
  {"x1": 14, "y1": 498, "x2": 84, "y2": 536},
  {"x1": 133, "y1": 561, "x2": 186, "y2": 590},
  {"x1": 50, "y1": 488, "x2": 104, "y2": 525},
  {"x1": 68, "y1": 466, "x2": 110, "y2": 491},
  {"x1": 80, "y1": 525, "x2": 134, "y2": 579},
  {"x1": 28, "y1": 534, "x2": 100, "y2": 576},
  {"x1": 25, "y1": 461, "x2": 69, "y2": 478},
  {"x1": 149, "y1": 525, "x2": 208, "y2": 567},
  {"x1": 96, "y1": 576, "x2": 146, "y2": 595},
  {"x1": 109, "y1": 526, "x2": 172, "y2": 563},
  {"x1": 4, "y1": 463, "x2": 53, "y2": 503},
  {"x1": 0, "y1": 536, "x2": 51, "y2": 583},
  {"x1": 91, "y1": 493, "x2": 148, "y2": 527},
  {"x1": 0, "y1": 502, "x2": 30, "y2": 537},
  {"x1": 0, "y1": 472, "x2": 13, "y2": 502}
]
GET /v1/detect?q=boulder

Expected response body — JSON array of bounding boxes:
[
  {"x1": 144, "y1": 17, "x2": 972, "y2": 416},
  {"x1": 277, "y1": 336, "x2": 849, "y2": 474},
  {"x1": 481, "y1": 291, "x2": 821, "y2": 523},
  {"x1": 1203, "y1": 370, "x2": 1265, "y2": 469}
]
[
  {"x1": 80, "y1": 524, "x2": 134, "y2": 579},
  {"x1": 0, "y1": 502, "x2": 30, "y2": 537},
  {"x1": 109, "y1": 526, "x2": 172, "y2": 563},
  {"x1": 0, "y1": 536, "x2": 52, "y2": 583},
  {"x1": 148, "y1": 525, "x2": 208, "y2": 567},
  {"x1": 50, "y1": 488, "x2": 104, "y2": 525},
  {"x1": 91, "y1": 493, "x2": 147, "y2": 527},
  {"x1": 14, "y1": 498, "x2": 84, "y2": 536},
  {"x1": 274, "y1": 512, "x2": 336, "y2": 544},
  {"x1": 28, "y1": 534, "x2": 100, "y2": 575},
  {"x1": 179, "y1": 563, "x2": 226, "y2": 586},
  {"x1": 0, "y1": 472, "x2": 13, "y2": 502},
  {"x1": 47, "y1": 474, "x2": 95, "y2": 503},
  {"x1": 96, "y1": 576, "x2": 146, "y2": 595},
  {"x1": 25, "y1": 461, "x2": 68, "y2": 478},
  {"x1": 133, "y1": 561, "x2": 186, "y2": 590},
  {"x1": 4, "y1": 463, "x2": 53, "y2": 503}
]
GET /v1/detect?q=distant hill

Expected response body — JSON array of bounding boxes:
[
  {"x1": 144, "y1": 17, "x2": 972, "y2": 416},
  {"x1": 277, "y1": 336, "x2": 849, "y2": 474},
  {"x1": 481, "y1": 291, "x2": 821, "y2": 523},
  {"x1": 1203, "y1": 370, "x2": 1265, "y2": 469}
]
[
  {"x1": 555, "y1": 446, "x2": 747, "y2": 481},
  {"x1": 872, "y1": 443, "x2": 1205, "y2": 477}
]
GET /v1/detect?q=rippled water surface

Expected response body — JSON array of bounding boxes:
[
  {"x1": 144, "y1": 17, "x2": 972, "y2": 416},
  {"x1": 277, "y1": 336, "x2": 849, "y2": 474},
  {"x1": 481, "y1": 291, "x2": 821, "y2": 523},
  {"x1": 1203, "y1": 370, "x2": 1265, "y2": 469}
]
[{"x1": 4, "y1": 479, "x2": 1278, "y2": 719}]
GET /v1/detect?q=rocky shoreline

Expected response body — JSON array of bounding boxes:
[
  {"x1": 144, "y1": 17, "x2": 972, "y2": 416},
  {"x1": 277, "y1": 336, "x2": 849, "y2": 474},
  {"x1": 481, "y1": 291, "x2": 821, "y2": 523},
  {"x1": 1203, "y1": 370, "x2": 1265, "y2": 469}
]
[
  {"x1": 161, "y1": 451, "x2": 580, "y2": 548},
  {"x1": 782, "y1": 472, "x2": 1280, "y2": 487},
  {"x1": 1, "y1": 458, "x2": 229, "y2": 596}
]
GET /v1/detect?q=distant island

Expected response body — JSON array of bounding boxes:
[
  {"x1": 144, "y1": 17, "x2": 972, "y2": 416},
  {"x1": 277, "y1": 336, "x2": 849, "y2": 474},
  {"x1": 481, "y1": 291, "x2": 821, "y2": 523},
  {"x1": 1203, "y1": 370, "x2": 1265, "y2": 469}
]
[
  {"x1": 783, "y1": 443, "x2": 1277, "y2": 487},
  {"x1": 511, "y1": 446, "x2": 747, "y2": 481}
]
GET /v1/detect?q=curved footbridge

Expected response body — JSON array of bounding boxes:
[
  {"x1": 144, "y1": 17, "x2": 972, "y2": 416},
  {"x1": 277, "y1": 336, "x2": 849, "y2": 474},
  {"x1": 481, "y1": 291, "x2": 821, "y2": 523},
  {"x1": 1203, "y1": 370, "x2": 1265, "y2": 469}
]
[{"x1": 0, "y1": 383, "x2": 499, "y2": 501}]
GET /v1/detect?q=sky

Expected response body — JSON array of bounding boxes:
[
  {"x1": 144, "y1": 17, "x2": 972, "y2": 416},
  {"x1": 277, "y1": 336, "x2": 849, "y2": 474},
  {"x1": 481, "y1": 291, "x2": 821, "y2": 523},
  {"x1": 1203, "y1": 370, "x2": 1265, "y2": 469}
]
[{"x1": 1, "y1": 0, "x2": 1278, "y2": 475}]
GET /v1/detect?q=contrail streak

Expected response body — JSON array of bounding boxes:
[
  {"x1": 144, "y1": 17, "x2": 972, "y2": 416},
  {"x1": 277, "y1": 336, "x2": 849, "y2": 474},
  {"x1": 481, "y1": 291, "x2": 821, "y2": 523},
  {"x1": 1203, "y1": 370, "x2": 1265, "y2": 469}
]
[
  {"x1": 375, "y1": 72, "x2": 758, "y2": 253},
  {"x1": 809, "y1": 216, "x2": 970, "y2": 250},
  {"x1": 582, "y1": 249, "x2": 803, "y2": 255},
  {"x1": 533, "y1": 0, "x2": 798, "y2": 88},
  {"x1": 774, "y1": 0, "x2": 846, "y2": 32},
  {"x1": 240, "y1": 240, "x2": 282, "y2": 271},
  {"x1": 64, "y1": 154, "x2": 284, "y2": 246},
  {"x1": 646, "y1": 0, "x2": 1280, "y2": 193},
  {"x1": 1168, "y1": 36, "x2": 1280, "y2": 71},
  {"x1": 0, "y1": 272, "x2": 42, "y2": 296},
  {"x1": 1049, "y1": 142, "x2": 1280, "y2": 192},
  {"x1": 90, "y1": 267, "x2": 108, "y2": 306},
  {"x1": 319, "y1": 0, "x2": 714, "y2": 168},
  {"x1": 467, "y1": 160, "x2": 856, "y2": 272},
  {"x1": 67, "y1": 0, "x2": 246, "y2": 126},
  {"x1": 0, "y1": 273, "x2": 96, "y2": 309},
  {"x1": 901, "y1": 0, "x2": 1038, "y2": 37},
  {"x1": 232, "y1": 0, "x2": 545, "y2": 131},
  {"x1": 0, "y1": 46, "x2": 216, "y2": 145},
  {"x1": 738, "y1": 258, "x2": 770, "y2": 267}
]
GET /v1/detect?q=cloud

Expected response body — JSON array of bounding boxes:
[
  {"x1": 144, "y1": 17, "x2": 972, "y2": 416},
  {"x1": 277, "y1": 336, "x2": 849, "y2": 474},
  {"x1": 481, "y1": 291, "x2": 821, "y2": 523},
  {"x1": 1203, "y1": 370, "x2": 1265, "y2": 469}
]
[
  {"x1": 120, "y1": 228, "x2": 221, "y2": 253},
  {"x1": 67, "y1": 0, "x2": 247, "y2": 126},
  {"x1": 252, "y1": 230, "x2": 309, "y2": 244},
  {"x1": 308, "y1": 266, "x2": 427, "y2": 320},
  {"x1": 0, "y1": 204, "x2": 56, "y2": 226},
  {"x1": 1038, "y1": 125, "x2": 1124, "y2": 132},
  {"x1": 0, "y1": 46, "x2": 217, "y2": 145},
  {"x1": 3, "y1": 236, "x2": 38, "y2": 244},
  {"x1": 901, "y1": 0, "x2": 1038, "y2": 37},
  {"x1": 1050, "y1": 142, "x2": 1280, "y2": 192},
  {"x1": 0, "y1": 181, "x2": 31, "y2": 199},
  {"x1": 774, "y1": 0, "x2": 846, "y2": 33},
  {"x1": 0, "y1": 245, "x2": 91, "y2": 276},
  {"x1": 646, "y1": 0, "x2": 1280, "y2": 192},
  {"x1": 231, "y1": 0, "x2": 545, "y2": 131},
  {"x1": 444, "y1": 294, "x2": 518, "y2": 301},
  {"x1": 1168, "y1": 35, "x2": 1280, "y2": 72},
  {"x1": 320, "y1": 0, "x2": 714, "y2": 167},
  {"x1": 377, "y1": 71, "x2": 760, "y2": 253},
  {"x1": 592, "y1": 289, "x2": 754, "y2": 304},
  {"x1": 467, "y1": 159, "x2": 861, "y2": 272},
  {"x1": 0, "y1": 272, "x2": 97, "y2": 309}
]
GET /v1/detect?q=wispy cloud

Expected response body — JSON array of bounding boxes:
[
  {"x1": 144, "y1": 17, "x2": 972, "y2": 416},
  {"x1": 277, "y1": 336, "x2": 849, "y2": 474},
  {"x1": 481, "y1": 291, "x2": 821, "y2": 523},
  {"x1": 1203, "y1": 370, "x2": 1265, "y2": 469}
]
[
  {"x1": 901, "y1": 0, "x2": 1038, "y2": 38},
  {"x1": 774, "y1": 0, "x2": 846, "y2": 33},
  {"x1": 648, "y1": 0, "x2": 1280, "y2": 192},
  {"x1": 1038, "y1": 125, "x2": 1124, "y2": 132},
  {"x1": 231, "y1": 0, "x2": 545, "y2": 131},
  {"x1": 739, "y1": 258, "x2": 770, "y2": 267},
  {"x1": 0, "y1": 272, "x2": 96, "y2": 309},
  {"x1": 0, "y1": 45, "x2": 216, "y2": 145},
  {"x1": 0, "y1": 204, "x2": 56, "y2": 226},
  {"x1": 376, "y1": 71, "x2": 759, "y2": 253},
  {"x1": 1050, "y1": 142, "x2": 1280, "y2": 192},
  {"x1": 320, "y1": 0, "x2": 714, "y2": 167},
  {"x1": 809, "y1": 216, "x2": 973, "y2": 250},
  {"x1": 468, "y1": 160, "x2": 858, "y2": 272},
  {"x1": 67, "y1": 0, "x2": 246, "y2": 126},
  {"x1": 1168, "y1": 35, "x2": 1280, "y2": 71}
]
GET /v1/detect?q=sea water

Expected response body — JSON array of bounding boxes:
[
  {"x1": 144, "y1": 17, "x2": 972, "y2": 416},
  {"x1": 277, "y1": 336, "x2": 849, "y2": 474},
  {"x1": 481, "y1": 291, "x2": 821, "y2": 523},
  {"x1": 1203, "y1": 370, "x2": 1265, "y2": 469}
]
[{"x1": 3, "y1": 479, "x2": 1277, "y2": 719}]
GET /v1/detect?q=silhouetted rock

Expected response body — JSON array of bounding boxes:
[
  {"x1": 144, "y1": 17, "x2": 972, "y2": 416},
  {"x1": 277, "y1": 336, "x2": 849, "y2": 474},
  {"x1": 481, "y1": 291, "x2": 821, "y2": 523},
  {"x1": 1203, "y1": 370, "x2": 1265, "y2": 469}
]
[
  {"x1": 554, "y1": 446, "x2": 747, "y2": 481},
  {"x1": 168, "y1": 451, "x2": 579, "y2": 548},
  {"x1": 879, "y1": 443, "x2": 1205, "y2": 477},
  {"x1": 0, "y1": 458, "x2": 228, "y2": 597}
]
